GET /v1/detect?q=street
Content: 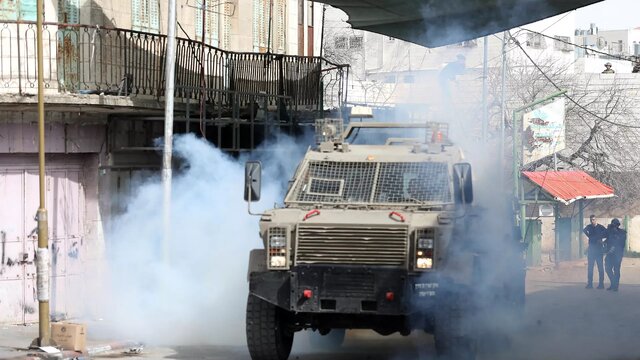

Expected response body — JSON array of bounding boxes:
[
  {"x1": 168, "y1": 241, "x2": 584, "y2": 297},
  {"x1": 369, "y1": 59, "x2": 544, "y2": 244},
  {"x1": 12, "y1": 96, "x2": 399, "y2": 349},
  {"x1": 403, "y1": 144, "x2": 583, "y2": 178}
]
[{"x1": 4, "y1": 258, "x2": 640, "y2": 360}]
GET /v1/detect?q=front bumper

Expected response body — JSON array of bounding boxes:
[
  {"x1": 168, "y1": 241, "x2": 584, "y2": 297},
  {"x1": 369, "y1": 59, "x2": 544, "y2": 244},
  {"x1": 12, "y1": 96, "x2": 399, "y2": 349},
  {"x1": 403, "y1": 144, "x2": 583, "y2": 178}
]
[{"x1": 249, "y1": 266, "x2": 439, "y2": 315}]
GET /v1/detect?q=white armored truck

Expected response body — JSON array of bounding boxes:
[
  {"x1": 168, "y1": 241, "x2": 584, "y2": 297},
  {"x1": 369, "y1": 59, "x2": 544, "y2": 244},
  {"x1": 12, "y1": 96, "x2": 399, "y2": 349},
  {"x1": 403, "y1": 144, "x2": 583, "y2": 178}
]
[{"x1": 243, "y1": 120, "x2": 524, "y2": 360}]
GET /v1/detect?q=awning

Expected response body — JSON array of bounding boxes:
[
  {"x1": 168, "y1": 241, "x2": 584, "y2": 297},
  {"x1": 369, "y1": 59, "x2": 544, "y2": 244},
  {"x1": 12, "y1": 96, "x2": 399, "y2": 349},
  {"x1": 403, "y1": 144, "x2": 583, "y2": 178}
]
[
  {"x1": 522, "y1": 171, "x2": 614, "y2": 205},
  {"x1": 318, "y1": 0, "x2": 603, "y2": 47}
]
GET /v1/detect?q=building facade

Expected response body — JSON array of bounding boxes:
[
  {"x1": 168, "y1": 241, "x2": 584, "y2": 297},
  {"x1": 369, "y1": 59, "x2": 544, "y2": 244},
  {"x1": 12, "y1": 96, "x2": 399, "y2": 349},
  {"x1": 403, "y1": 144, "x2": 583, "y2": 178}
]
[{"x1": 0, "y1": 0, "x2": 346, "y2": 324}]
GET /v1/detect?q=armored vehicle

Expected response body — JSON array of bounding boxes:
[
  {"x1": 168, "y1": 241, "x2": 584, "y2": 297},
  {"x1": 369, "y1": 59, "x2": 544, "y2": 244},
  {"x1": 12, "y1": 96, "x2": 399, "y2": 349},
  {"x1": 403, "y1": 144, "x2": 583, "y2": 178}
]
[{"x1": 244, "y1": 119, "x2": 524, "y2": 360}]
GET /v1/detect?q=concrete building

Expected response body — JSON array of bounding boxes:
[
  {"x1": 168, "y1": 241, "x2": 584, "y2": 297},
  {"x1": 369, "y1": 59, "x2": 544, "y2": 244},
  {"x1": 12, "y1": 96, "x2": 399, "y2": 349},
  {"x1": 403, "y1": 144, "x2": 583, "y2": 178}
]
[
  {"x1": 0, "y1": 0, "x2": 346, "y2": 324},
  {"x1": 574, "y1": 23, "x2": 640, "y2": 74},
  {"x1": 323, "y1": 8, "x2": 576, "y2": 116},
  {"x1": 575, "y1": 23, "x2": 640, "y2": 58}
]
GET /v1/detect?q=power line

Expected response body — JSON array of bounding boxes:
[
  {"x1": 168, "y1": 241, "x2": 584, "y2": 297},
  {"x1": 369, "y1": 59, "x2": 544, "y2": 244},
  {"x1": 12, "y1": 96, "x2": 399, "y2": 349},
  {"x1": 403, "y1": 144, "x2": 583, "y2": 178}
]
[
  {"x1": 512, "y1": 39, "x2": 640, "y2": 129},
  {"x1": 519, "y1": 27, "x2": 639, "y2": 63}
]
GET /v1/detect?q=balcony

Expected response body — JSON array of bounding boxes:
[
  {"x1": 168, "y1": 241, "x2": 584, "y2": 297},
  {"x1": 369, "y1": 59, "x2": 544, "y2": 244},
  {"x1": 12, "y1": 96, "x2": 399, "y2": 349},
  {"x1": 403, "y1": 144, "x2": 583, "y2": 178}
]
[{"x1": 0, "y1": 20, "x2": 348, "y2": 117}]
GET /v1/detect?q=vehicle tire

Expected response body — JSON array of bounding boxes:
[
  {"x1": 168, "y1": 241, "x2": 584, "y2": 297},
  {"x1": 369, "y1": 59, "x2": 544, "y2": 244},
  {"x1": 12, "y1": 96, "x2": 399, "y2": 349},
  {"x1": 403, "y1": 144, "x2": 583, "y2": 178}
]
[
  {"x1": 246, "y1": 294, "x2": 294, "y2": 360},
  {"x1": 309, "y1": 329, "x2": 346, "y2": 350},
  {"x1": 434, "y1": 289, "x2": 477, "y2": 360}
]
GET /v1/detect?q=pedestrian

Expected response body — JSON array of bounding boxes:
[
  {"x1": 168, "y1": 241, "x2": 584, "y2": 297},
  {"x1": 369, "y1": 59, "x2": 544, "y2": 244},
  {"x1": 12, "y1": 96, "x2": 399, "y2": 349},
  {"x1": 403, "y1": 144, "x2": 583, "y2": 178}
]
[
  {"x1": 602, "y1": 62, "x2": 615, "y2": 74},
  {"x1": 605, "y1": 218, "x2": 626, "y2": 291},
  {"x1": 583, "y1": 215, "x2": 607, "y2": 289}
]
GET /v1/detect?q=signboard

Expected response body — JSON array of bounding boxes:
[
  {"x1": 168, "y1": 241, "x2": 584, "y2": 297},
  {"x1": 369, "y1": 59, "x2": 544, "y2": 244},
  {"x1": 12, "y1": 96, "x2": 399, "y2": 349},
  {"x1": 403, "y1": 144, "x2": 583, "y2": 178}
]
[{"x1": 522, "y1": 98, "x2": 566, "y2": 165}]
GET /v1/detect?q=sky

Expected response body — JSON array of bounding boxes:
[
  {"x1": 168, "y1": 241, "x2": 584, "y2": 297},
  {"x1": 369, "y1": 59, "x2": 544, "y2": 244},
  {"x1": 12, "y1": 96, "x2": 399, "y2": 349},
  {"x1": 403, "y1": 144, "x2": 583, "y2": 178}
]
[{"x1": 574, "y1": 0, "x2": 640, "y2": 30}]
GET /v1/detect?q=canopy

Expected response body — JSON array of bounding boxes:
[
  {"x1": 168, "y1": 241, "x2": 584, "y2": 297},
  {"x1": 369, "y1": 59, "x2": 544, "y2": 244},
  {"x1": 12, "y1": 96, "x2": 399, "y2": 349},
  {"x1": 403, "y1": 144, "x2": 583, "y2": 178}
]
[
  {"x1": 319, "y1": 0, "x2": 603, "y2": 47},
  {"x1": 522, "y1": 171, "x2": 614, "y2": 205}
]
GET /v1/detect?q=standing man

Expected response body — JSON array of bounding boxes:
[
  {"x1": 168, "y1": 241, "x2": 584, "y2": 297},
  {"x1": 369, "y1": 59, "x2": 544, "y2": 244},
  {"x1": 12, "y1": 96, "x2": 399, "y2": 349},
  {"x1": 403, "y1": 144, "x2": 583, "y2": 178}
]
[
  {"x1": 602, "y1": 62, "x2": 615, "y2": 74},
  {"x1": 605, "y1": 218, "x2": 627, "y2": 292},
  {"x1": 583, "y1": 215, "x2": 606, "y2": 289}
]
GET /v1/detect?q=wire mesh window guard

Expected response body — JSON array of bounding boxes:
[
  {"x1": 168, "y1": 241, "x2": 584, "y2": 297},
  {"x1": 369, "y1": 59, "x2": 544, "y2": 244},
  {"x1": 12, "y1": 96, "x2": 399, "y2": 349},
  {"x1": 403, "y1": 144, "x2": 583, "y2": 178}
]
[{"x1": 291, "y1": 161, "x2": 451, "y2": 204}]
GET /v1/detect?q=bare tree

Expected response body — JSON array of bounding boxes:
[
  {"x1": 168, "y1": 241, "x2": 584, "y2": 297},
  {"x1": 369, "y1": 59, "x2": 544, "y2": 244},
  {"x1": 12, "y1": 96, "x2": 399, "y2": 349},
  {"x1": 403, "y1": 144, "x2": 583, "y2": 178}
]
[{"x1": 489, "y1": 53, "x2": 640, "y2": 204}]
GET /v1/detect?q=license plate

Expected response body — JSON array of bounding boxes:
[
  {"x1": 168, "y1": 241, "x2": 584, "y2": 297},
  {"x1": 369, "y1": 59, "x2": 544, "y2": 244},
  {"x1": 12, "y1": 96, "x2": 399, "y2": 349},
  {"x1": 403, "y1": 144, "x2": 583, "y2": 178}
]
[{"x1": 414, "y1": 283, "x2": 438, "y2": 297}]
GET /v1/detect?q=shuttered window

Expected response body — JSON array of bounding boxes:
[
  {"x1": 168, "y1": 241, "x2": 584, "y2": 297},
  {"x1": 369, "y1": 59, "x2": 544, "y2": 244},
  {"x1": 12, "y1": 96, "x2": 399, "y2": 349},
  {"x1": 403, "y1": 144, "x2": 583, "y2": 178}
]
[
  {"x1": 58, "y1": 0, "x2": 79, "y2": 23},
  {"x1": 132, "y1": 0, "x2": 160, "y2": 33},
  {"x1": 253, "y1": 0, "x2": 286, "y2": 53},
  {"x1": 274, "y1": 0, "x2": 286, "y2": 53},
  {"x1": 19, "y1": 0, "x2": 37, "y2": 21},
  {"x1": 195, "y1": 0, "x2": 218, "y2": 47}
]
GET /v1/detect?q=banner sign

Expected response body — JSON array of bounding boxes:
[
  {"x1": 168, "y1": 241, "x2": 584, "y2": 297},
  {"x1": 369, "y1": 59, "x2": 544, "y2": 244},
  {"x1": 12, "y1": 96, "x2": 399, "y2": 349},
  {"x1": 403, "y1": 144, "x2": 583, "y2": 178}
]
[{"x1": 522, "y1": 98, "x2": 566, "y2": 165}]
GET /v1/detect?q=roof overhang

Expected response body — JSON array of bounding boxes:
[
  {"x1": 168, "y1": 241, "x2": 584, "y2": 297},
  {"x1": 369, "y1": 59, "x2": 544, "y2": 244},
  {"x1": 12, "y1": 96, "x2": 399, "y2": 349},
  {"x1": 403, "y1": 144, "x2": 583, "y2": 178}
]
[
  {"x1": 318, "y1": 0, "x2": 604, "y2": 47},
  {"x1": 522, "y1": 171, "x2": 615, "y2": 205}
]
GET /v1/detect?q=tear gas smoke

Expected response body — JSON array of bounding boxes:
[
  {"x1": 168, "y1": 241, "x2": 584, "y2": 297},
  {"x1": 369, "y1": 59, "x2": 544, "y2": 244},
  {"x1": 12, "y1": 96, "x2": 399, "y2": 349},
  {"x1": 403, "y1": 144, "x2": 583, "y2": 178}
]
[{"x1": 88, "y1": 133, "x2": 309, "y2": 346}]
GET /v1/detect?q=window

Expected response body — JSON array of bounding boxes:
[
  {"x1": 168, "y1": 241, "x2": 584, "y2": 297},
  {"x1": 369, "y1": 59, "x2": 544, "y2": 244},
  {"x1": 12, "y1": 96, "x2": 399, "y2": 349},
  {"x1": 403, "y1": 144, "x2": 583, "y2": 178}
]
[
  {"x1": 298, "y1": 0, "x2": 304, "y2": 25},
  {"x1": 553, "y1": 36, "x2": 572, "y2": 51},
  {"x1": 349, "y1": 36, "x2": 363, "y2": 49},
  {"x1": 58, "y1": 0, "x2": 79, "y2": 23},
  {"x1": 526, "y1": 33, "x2": 546, "y2": 49},
  {"x1": 307, "y1": 1, "x2": 313, "y2": 27},
  {"x1": 132, "y1": 0, "x2": 159, "y2": 33},
  {"x1": 334, "y1": 36, "x2": 347, "y2": 49},
  {"x1": 253, "y1": 0, "x2": 286, "y2": 52},
  {"x1": 195, "y1": 0, "x2": 219, "y2": 47}
]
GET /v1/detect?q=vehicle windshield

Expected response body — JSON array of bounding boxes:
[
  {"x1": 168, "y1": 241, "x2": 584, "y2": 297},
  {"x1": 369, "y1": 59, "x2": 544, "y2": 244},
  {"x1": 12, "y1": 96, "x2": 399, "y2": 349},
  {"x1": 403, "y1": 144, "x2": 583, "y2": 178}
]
[{"x1": 287, "y1": 161, "x2": 451, "y2": 205}]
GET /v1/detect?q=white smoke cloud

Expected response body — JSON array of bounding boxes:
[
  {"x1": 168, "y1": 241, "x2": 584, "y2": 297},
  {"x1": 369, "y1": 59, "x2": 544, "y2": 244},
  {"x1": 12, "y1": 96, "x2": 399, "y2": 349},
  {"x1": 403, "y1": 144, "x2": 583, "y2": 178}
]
[{"x1": 88, "y1": 132, "x2": 309, "y2": 346}]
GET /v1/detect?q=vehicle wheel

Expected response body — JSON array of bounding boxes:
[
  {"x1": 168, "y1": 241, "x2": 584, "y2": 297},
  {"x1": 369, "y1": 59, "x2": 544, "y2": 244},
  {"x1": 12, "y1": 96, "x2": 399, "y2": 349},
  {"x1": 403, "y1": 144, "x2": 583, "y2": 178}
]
[
  {"x1": 309, "y1": 329, "x2": 346, "y2": 350},
  {"x1": 434, "y1": 289, "x2": 477, "y2": 360},
  {"x1": 246, "y1": 294, "x2": 294, "y2": 360}
]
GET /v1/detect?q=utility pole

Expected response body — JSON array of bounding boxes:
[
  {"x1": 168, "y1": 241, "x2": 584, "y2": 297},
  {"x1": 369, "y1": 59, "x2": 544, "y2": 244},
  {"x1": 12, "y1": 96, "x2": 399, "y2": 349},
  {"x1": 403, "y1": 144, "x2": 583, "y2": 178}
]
[
  {"x1": 163, "y1": 0, "x2": 178, "y2": 265},
  {"x1": 35, "y1": 0, "x2": 51, "y2": 346},
  {"x1": 481, "y1": 35, "x2": 488, "y2": 143},
  {"x1": 499, "y1": 31, "x2": 507, "y2": 193}
]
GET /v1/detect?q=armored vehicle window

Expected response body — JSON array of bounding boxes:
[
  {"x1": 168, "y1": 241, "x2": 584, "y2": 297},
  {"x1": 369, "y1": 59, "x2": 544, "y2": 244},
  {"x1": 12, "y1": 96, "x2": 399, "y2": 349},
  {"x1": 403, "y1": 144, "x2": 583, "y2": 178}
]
[
  {"x1": 347, "y1": 128, "x2": 427, "y2": 145},
  {"x1": 374, "y1": 162, "x2": 451, "y2": 203},
  {"x1": 295, "y1": 161, "x2": 376, "y2": 203},
  {"x1": 291, "y1": 161, "x2": 451, "y2": 205},
  {"x1": 307, "y1": 178, "x2": 344, "y2": 196}
]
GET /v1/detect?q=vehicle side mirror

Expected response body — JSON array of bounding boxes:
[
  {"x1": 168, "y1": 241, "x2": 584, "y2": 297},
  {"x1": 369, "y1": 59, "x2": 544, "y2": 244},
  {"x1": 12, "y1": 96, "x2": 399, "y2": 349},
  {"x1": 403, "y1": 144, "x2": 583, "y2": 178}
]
[
  {"x1": 244, "y1": 161, "x2": 262, "y2": 202},
  {"x1": 453, "y1": 163, "x2": 473, "y2": 204}
]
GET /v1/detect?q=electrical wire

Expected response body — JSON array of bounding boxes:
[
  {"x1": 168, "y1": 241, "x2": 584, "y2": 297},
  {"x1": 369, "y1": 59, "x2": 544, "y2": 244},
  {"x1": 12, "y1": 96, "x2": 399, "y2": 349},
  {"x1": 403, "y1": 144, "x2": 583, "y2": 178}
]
[
  {"x1": 512, "y1": 39, "x2": 640, "y2": 129},
  {"x1": 519, "y1": 27, "x2": 639, "y2": 63}
]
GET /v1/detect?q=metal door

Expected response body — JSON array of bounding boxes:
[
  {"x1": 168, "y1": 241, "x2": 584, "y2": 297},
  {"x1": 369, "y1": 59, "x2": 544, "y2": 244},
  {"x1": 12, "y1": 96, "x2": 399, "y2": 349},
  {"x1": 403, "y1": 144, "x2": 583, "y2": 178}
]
[
  {"x1": 0, "y1": 160, "x2": 85, "y2": 324},
  {"x1": 525, "y1": 219, "x2": 542, "y2": 267},
  {"x1": 57, "y1": 0, "x2": 80, "y2": 91}
]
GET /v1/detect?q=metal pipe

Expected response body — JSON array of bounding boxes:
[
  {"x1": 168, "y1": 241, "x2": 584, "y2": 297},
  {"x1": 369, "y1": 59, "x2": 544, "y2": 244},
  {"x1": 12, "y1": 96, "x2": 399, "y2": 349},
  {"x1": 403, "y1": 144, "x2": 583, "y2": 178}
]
[
  {"x1": 481, "y1": 35, "x2": 488, "y2": 143},
  {"x1": 499, "y1": 31, "x2": 507, "y2": 191},
  {"x1": 199, "y1": 0, "x2": 207, "y2": 136},
  {"x1": 319, "y1": 4, "x2": 326, "y2": 57},
  {"x1": 162, "y1": 0, "x2": 178, "y2": 265},
  {"x1": 35, "y1": 0, "x2": 51, "y2": 346}
]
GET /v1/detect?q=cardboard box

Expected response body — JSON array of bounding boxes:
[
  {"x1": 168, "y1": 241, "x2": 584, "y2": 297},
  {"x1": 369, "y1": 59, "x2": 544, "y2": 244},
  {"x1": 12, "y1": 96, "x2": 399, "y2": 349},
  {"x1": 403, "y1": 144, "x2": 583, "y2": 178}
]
[{"x1": 51, "y1": 322, "x2": 86, "y2": 351}]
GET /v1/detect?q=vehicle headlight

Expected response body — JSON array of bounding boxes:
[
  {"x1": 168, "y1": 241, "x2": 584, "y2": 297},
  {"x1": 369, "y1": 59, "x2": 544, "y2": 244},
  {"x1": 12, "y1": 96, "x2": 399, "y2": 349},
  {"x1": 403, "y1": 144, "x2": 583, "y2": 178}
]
[
  {"x1": 269, "y1": 235, "x2": 286, "y2": 248},
  {"x1": 415, "y1": 229, "x2": 435, "y2": 271},
  {"x1": 267, "y1": 227, "x2": 289, "y2": 269},
  {"x1": 416, "y1": 257, "x2": 433, "y2": 269},
  {"x1": 417, "y1": 238, "x2": 434, "y2": 249}
]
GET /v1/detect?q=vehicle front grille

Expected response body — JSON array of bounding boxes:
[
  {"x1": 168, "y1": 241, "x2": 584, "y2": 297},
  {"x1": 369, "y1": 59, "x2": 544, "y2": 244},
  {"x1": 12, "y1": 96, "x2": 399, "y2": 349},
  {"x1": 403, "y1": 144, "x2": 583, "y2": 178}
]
[{"x1": 295, "y1": 224, "x2": 408, "y2": 266}]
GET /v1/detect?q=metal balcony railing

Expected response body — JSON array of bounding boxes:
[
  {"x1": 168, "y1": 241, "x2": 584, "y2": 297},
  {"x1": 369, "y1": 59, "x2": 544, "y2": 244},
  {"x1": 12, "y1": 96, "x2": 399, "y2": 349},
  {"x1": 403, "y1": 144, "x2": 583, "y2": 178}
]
[{"x1": 0, "y1": 21, "x2": 348, "y2": 110}]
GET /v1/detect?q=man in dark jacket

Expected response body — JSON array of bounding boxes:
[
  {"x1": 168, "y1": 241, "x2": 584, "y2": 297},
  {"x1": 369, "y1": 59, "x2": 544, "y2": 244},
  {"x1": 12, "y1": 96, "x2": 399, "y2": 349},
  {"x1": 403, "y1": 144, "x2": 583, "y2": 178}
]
[
  {"x1": 583, "y1": 215, "x2": 607, "y2": 289},
  {"x1": 605, "y1": 218, "x2": 627, "y2": 292}
]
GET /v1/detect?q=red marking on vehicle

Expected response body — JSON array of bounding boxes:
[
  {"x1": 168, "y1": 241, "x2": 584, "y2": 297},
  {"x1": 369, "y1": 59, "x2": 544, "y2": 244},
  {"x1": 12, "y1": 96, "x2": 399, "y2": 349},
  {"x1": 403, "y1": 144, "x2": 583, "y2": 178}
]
[
  {"x1": 303, "y1": 209, "x2": 320, "y2": 221},
  {"x1": 389, "y1": 211, "x2": 405, "y2": 222},
  {"x1": 303, "y1": 289, "x2": 313, "y2": 299},
  {"x1": 385, "y1": 291, "x2": 395, "y2": 302}
]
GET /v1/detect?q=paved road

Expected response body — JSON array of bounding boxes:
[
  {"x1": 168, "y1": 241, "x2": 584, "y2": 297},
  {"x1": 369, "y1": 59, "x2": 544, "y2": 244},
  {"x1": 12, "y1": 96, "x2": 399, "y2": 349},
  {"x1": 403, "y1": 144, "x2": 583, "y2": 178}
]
[
  {"x1": 4, "y1": 258, "x2": 640, "y2": 360},
  {"x1": 111, "y1": 259, "x2": 640, "y2": 360}
]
